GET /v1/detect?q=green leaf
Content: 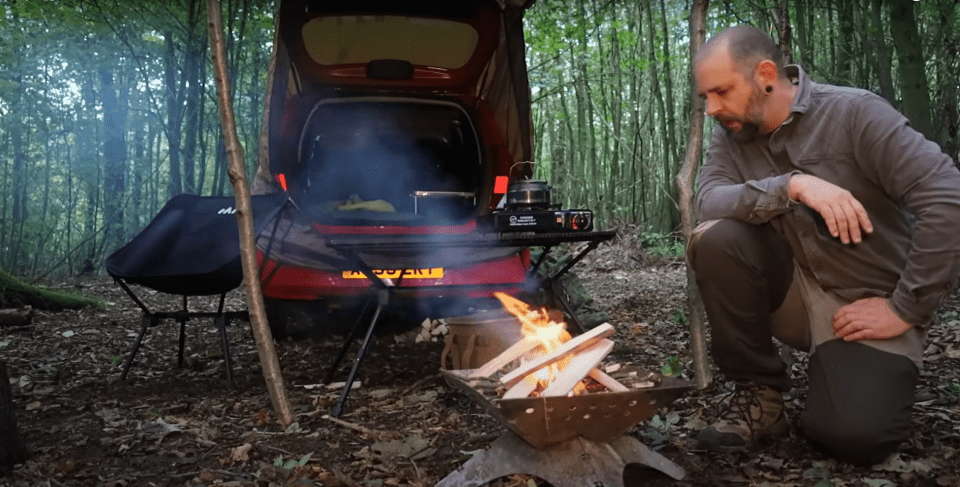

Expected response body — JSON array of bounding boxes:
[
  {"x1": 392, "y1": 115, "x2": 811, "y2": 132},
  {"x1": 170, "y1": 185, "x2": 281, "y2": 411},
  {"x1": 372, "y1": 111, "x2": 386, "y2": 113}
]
[
  {"x1": 296, "y1": 452, "x2": 312, "y2": 466},
  {"x1": 948, "y1": 382, "x2": 960, "y2": 394},
  {"x1": 803, "y1": 467, "x2": 831, "y2": 480},
  {"x1": 661, "y1": 356, "x2": 681, "y2": 377},
  {"x1": 862, "y1": 479, "x2": 896, "y2": 487}
]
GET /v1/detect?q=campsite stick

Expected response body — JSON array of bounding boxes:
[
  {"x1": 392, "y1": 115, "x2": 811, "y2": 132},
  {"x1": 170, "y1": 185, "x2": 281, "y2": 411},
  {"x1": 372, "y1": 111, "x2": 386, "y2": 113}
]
[
  {"x1": 676, "y1": 0, "x2": 712, "y2": 390},
  {"x1": 206, "y1": 0, "x2": 295, "y2": 427}
]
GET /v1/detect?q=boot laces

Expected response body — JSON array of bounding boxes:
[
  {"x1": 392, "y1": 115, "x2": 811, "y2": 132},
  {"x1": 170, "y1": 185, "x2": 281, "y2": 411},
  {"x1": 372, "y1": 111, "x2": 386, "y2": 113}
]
[{"x1": 719, "y1": 385, "x2": 767, "y2": 428}]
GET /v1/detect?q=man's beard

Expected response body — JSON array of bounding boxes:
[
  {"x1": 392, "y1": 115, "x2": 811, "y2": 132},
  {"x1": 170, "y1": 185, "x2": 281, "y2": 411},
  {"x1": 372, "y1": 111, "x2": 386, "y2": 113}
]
[{"x1": 718, "y1": 85, "x2": 766, "y2": 142}]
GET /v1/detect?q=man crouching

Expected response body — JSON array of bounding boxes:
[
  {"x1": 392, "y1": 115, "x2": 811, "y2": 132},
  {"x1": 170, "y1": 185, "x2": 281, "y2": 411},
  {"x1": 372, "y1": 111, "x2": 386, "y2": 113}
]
[{"x1": 690, "y1": 25, "x2": 960, "y2": 465}]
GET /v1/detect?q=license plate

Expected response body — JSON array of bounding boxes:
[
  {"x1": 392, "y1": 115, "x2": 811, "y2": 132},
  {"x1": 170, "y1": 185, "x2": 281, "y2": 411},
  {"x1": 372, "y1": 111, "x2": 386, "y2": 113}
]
[{"x1": 342, "y1": 268, "x2": 445, "y2": 279}]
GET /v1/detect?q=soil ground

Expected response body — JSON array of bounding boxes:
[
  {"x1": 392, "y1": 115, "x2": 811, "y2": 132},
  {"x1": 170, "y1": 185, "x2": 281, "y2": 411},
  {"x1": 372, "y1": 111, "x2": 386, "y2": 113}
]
[{"x1": 1, "y1": 234, "x2": 958, "y2": 486}]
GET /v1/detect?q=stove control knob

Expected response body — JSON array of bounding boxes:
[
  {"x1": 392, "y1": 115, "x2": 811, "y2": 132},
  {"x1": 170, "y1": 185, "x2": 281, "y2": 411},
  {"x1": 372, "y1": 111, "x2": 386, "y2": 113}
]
[{"x1": 571, "y1": 212, "x2": 591, "y2": 231}]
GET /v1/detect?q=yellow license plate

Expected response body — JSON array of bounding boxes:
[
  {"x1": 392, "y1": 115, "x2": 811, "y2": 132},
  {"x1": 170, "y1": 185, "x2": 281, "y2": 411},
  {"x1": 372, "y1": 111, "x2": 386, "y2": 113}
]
[{"x1": 342, "y1": 268, "x2": 445, "y2": 279}]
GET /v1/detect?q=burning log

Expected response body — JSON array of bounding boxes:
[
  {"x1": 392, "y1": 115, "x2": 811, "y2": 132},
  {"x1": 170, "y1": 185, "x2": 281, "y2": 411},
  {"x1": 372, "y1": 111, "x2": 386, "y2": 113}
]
[
  {"x1": 469, "y1": 294, "x2": 632, "y2": 399},
  {"x1": 503, "y1": 377, "x2": 539, "y2": 400},
  {"x1": 587, "y1": 368, "x2": 629, "y2": 393},
  {"x1": 468, "y1": 337, "x2": 541, "y2": 379},
  {"x1": 541, "y1": 338, "x2": 613, "y2": 397},
  {"x1": 500, "y1": 322, "x2": 614, "y2": 388}
]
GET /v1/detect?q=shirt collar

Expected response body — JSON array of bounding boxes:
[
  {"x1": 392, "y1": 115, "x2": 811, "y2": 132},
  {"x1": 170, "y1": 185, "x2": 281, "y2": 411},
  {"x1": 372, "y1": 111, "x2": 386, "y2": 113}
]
[{"x1": 786, "y1": 64, "x2": 812, "y2": 116}]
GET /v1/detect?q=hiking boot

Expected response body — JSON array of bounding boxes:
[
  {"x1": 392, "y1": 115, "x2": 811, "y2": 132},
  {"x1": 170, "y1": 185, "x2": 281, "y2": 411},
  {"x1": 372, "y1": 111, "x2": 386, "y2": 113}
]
[{"x1": 695, "y1": 382, "x2": 789, "y2": 452}]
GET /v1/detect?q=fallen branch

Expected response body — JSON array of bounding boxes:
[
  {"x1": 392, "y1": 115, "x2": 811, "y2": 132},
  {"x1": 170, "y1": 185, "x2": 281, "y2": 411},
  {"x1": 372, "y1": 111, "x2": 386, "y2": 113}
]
[
  {"x1": 0, "y1": 307, "x2": 33, "y2": 327},
  {"x1": 322, "y1": 415, "x2": 397, "y2": 441}
]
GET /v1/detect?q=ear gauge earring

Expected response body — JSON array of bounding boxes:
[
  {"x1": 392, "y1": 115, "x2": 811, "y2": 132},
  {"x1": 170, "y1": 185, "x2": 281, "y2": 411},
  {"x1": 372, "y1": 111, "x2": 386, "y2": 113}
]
[{"x1": 765, "y1": 85, "x2": 773, "y2": 93}]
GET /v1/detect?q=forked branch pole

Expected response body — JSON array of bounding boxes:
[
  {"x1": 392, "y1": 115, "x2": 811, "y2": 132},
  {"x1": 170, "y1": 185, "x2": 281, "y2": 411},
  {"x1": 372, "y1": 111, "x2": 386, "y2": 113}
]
[
  {"x1": 676, "y1": 0, "x2": 712, "y2": 389},
  {"x1": 206, "y1": 0, "x2": 295, "y2": 426}
]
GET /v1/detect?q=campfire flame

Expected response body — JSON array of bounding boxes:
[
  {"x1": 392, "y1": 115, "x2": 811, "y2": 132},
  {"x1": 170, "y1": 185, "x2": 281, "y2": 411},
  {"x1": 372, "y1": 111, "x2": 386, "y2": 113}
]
[{"x1": 494, "y1": 292, "x2": 587, "y2": 395}]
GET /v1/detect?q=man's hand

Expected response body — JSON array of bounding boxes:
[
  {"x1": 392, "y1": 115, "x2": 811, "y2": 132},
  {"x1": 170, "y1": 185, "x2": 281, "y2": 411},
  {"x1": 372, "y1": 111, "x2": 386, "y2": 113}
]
[
  {"x1": 832, "y1": 297, "x2": 911, "y2": 341},
  {"x1": 789, "y1": 174, "x2": 873, "y2": 244}
]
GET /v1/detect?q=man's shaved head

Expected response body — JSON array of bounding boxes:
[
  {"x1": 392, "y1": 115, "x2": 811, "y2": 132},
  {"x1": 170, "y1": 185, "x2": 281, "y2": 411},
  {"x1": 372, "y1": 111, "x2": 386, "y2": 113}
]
[{"x1": 697, "y1": 25, "x2": 785, "y2": 80}]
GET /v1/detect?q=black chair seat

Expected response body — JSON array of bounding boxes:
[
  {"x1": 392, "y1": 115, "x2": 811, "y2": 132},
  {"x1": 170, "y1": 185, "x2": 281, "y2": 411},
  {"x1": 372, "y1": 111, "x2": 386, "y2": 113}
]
[{"x1": 105, "y1": 192, "x2": 289, "y2": 383}]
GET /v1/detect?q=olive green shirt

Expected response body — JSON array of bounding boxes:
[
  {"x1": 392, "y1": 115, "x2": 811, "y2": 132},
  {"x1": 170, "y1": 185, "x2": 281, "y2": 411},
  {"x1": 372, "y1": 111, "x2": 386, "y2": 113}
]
[{"x1": 696, "y1": 65, "x2": 960, "y2": 327}]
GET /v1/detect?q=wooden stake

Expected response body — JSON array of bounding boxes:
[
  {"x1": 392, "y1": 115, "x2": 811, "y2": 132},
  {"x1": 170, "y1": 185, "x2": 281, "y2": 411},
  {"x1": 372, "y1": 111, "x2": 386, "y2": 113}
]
[
  {"x1": 541, "y1": 339, "x2": 614, "y2": 397},
  {"x1": 500, "y1": 323, "x2": 614, "y2": 388},
  {"x1": 468, "y1": 337, "x2": 541, "y2": 379},
  {"x1": 206, "y1": 0, "x2": 294, "y2": 426}
]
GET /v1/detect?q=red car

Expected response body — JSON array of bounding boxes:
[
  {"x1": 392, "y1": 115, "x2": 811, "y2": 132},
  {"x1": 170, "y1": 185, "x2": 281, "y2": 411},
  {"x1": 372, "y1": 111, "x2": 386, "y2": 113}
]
[{"x1": 255, "y1": 0, "x2": 538, "y2": 338}]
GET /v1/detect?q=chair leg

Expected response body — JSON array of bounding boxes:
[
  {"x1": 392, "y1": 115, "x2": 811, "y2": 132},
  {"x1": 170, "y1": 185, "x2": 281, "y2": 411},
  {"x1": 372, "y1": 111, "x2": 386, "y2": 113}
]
[
  {"x1": 121, "y1": 314, "x2": 153, "y2": 381},
  {"x1": 216, "y1": 315, "x2": 234, "y2": 387},
  {"x1": 177, "y1": 295, "x2": 188, "y2": 367}
]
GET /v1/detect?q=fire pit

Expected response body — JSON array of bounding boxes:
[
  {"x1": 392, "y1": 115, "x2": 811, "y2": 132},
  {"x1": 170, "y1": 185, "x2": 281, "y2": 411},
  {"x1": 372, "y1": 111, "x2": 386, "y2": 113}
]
[
  {"x1": 439, "y1": 367, "x2": 692, "y2": 487},
  {"x1": 437, "y1": 295, "x2": 693, "y2": 487}
]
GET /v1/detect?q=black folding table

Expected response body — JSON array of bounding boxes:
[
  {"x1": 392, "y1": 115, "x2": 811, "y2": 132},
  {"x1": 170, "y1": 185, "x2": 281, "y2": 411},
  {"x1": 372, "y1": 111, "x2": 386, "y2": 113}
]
[{"x1": 322, "y1": 230, "x2": 616, "y2": 416}]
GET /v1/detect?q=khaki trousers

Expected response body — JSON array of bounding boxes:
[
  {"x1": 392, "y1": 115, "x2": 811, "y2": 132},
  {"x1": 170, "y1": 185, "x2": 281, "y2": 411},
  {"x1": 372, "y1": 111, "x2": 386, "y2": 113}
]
[{"x1": 688, "y1": 219, "x2": 920, "y2": 465}]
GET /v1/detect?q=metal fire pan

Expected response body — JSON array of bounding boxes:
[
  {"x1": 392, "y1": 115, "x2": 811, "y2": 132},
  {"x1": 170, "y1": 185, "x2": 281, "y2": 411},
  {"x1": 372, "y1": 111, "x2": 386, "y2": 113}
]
[{"x1": 442, "y1": 368, "x2": 693, "y2": 450}]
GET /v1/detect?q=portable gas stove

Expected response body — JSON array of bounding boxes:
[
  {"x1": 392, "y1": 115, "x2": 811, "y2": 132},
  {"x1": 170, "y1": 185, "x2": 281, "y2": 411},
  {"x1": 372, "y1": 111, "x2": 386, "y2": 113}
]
[{"x1": 438, "y1": 367, "x2": 693, "y2": 487}]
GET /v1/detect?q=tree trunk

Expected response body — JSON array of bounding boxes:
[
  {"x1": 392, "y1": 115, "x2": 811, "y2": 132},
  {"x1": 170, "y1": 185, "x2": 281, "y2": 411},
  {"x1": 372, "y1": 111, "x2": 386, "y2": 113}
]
[
  {"x1": 659, "y1": 0, "x2": 679, "y2": 177},
  {"x1": 934, "y1": 0, "x2": 959, "y2": 155},
  {"x1": 776, "y1": 1, "x2": 793, "y2": 63},
  {"x1": 888, "y1": 0, "x2": 934, "y2": 139},
  {"x1": 164, "y1": 32, "x2": 184, "y2": 196},
  {"x1": 869, "y1": 0, "x2": 897, "y2": 105},
  {"x1": 0, "y1": 361, "x2": 28, "y2": 470},
  {"x1": 835, "y1": 0, "x2": 854, "y2": 84},
  {"x1": 643, "y1": 1, "x2": 674, "y2": 233},
  {"x1": 182, "y1": 0, "x2": 204, "y2": 194},
  {"x1": 206, "y1": 0, "x2": 295, "y2": 427},
  {"x1": 678, "y1": 0, "x2": 712, "y2": 389},
  {"x1": 80, "y1": 72, "x2": 100, "y2": 266},
  {"x1": 99, "y1": 68, "x2": 127, "y2": 250}
]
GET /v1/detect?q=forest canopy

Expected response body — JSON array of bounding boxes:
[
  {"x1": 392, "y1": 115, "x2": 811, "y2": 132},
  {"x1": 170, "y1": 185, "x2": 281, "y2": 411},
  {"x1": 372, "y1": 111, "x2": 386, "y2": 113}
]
[{"x1": 0, "y1": 0, "x2": 955, "y2": 279}]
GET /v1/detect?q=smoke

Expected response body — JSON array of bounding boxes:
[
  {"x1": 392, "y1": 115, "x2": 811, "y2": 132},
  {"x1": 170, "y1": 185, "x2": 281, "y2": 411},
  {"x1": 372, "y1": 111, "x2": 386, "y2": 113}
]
[{"x1": 293, "y1": 101, "x2": 481, "y2": 224}]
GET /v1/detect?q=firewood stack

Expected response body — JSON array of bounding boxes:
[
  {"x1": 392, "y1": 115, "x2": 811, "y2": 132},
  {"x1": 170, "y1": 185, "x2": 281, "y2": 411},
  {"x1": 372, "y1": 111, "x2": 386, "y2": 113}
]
[{"x1": 465, "y1": 322, "x2": 659, "y2": 400}]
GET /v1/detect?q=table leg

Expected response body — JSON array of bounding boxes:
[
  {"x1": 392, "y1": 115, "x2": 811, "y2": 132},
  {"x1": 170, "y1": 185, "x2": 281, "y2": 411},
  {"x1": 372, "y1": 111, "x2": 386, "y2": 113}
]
[{"x1": 331, "y1": 289, "x2": 389, "y2": 417}]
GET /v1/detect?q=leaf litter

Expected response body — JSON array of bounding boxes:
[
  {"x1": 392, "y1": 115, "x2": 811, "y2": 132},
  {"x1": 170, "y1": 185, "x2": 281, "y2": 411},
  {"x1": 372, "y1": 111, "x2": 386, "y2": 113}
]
[{"x1": 0, "y1": 231, "x2": 957, "y2": 486}]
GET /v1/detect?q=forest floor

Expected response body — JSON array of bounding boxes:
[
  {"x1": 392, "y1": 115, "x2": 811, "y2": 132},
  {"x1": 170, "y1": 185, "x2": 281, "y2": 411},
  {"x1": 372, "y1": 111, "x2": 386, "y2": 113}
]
[{"x1": 1, "y1": 233, "x2": 959, "y2": 487}]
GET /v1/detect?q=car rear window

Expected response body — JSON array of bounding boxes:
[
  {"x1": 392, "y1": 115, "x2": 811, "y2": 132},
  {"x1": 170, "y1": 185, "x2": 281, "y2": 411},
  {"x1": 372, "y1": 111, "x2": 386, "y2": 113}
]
[{"x1": 301, "y1": 16, "x2": 480, "y2": 69}]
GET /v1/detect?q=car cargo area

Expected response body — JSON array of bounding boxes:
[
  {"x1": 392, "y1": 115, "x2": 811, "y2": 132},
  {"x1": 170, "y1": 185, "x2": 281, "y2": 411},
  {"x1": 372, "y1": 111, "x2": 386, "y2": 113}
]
[{"x1": 291, "y1": 99, "x2": 486, "y2": 227}]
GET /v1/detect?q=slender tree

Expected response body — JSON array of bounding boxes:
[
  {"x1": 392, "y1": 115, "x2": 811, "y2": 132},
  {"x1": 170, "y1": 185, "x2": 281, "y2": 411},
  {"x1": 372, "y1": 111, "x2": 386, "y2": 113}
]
[
  {"x1": 678, "y1": 0, "x2": 711, "y2": 389},
  {"x1": 888, "y1": 0, "x2": 934, "y2": 139}
]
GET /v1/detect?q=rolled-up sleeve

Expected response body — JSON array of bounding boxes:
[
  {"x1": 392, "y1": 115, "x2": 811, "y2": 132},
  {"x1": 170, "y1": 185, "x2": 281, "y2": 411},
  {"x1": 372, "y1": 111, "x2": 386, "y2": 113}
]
[{"x1": 696, "y1": 127, "x2": 798, "y2": 224}]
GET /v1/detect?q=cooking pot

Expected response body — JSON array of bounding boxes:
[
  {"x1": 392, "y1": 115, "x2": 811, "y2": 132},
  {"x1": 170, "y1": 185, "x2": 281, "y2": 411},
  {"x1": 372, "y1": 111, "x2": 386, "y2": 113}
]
[{"x1": 505, "y1": 179, "x2": 551, "y2": 209}]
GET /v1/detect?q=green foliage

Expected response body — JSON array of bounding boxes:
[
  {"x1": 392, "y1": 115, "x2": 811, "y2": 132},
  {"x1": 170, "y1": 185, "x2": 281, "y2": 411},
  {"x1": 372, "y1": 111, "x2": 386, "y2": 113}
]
[
  {"x1": 0, "y1": 268, "x2": 103, "y2": 310},
  {"x1": 948, "y1": 382, "x2": 960, "y2": 394},
  {"x1": 272, "y1": 452, "x2": 312, "y2": 469},
  {"x1": 669, "y1": 309, "x2": 687, "y2": 325},
  {"x1": 661, "y1": 356, "x2": 681, "y2": 377},
  {"x1": 639, "y1": 232, "x2": 685, "y2": 257}
]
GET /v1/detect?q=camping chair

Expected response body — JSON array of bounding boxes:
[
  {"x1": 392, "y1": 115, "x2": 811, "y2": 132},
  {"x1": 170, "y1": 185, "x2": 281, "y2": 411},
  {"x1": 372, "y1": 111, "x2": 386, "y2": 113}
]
[{"x1": 105, "y1": 192, "x2": 289, "y2": 384}]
